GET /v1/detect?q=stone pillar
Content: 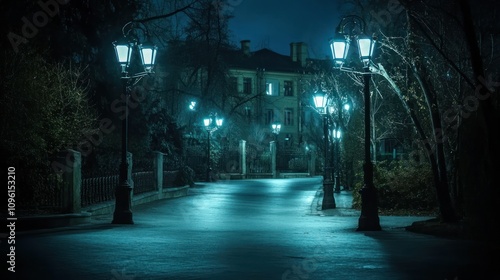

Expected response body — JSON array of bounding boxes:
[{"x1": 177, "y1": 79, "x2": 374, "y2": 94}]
[
  {"x1": 239, "y1": 140, "x2": 246, "y2": 178},
  {"x1": 58, "y1": 149, "x2": 81, "y2": 213},
  {"x1": 153, "y1": 151, "x2": 164, "y2": 194},
  {"x1": 309, "y1": 151, "x2": 316, "y2": 177},
  {"x1": 270, "y1": 141, "x2": 277, "y2": 178}
]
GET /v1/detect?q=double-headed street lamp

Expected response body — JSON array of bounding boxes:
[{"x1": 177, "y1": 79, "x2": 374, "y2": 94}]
[
  {"x1": 204, "y1": 113, "x2": 223, "y2": 182},
  {"x1": 328, "y1": 100, "x2": 351, "y2": 193},
  {"x1": 330, "y1": 15, "x2": 381, "y2": 230},
  {"x1": 111, "y1": 22, "x2": 157, "y2": 224},
  {"x1": 313, "y1": 91, "x2": 336, "y2": 209},
  {"x1": 271, "y1": 122, "x2": 281, "y2": 178},
  {"x1": 271, "y1": 122, "x2": 281, "y2": 141}
]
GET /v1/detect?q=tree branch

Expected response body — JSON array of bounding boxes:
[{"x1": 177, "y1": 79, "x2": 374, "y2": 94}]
[{"x1": 134, "y1": 1, "x2": 198, "y2": 23}]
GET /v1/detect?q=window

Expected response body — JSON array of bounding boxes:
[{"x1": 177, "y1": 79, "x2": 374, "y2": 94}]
[
  {"x1": 229, "y1": 77, "x2": 238, "y2": 93},
  {"x1": 245, "y1": 106, "x2": 252, "y2": 121},
  {"x1": 265, "y1": 80, "x2": 279, "y2": 96},
  {"x1": 265, "y1": 109, "x2": 274, "y2": 125},
  {"x1": 284, "y1": 80, "x2": 293, "y2": 96},
  {"x1": 243, "y1": 78, "x2": 252, "y2": 94},
  {"x1": 284, "y1": 108, "x2": 294, "y2": 125},
  {"x1": 284, "y1": 133, "x2": 293, "y2": 147}
]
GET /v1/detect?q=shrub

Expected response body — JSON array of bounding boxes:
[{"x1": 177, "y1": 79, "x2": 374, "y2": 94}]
[
  {"x1": 174, "y1": 165, "x2": 196, "y2": 187},
  {"x1": 352, "y1": 160, "x2": 437, "y2": 215}
]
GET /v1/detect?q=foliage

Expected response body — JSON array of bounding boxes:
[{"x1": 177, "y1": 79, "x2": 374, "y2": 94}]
[
  {"x1": 0, "y1": 49, "x2": 96, "y2": 206},
  {"x1": 173, "y1": 165, "x2": 196, "y2": 187},
  {"x1": 352, "y1": 160, "x2": 438, "y2": 215}
]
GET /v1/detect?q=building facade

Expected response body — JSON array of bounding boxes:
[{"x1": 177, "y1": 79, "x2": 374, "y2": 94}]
[{"x1": 223, "y1": 40, "x2": 316, "y2": 148}]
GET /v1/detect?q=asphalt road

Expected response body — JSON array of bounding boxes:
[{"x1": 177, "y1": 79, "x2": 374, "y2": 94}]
[{"x1": 5, "y1": 177, "x2": 489, "y2": 279}]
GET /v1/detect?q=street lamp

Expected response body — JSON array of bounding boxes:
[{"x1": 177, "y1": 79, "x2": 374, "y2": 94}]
[
  {"x1": 189, "y1": 101, "x2": 197, "y2": 111},
  {"x1": 332, "y1": 128, "x2": 342, "y2": 193},
  {"x1": 331, "y1": 15, "x2": 381, "y2": 230},
  {"x1": 204, "y1": 113, "x2": 223, "y2": 182},
  {"x1": 271, "y1": 122, "x2": 281, "y2": 141},
  {"x1": 111, "y1": 22, "x2": 157, "y2": 224},
  {"x1": 328, "y1": 99, "x2": 351, "y2": 193},
  {"x1": 313, "y1": 91, "x2": 336, "y2": 209},
  {"x1": 271, "y1": 122, "x2": 281, "y2": 178}
]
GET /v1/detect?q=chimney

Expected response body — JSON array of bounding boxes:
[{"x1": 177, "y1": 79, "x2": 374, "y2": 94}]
[
  {"x1": 241, "y1": 40, "x2": 251, "y2": 56},
  {"x1": 297, "y1": 42, "x2": 308, "y2": 67},
  {"x1": 290, "y1": 42, "x2": 308, "y2": 67},
  {"x1": 290, "y1": 42, "x2": 298, "y2": 62}
]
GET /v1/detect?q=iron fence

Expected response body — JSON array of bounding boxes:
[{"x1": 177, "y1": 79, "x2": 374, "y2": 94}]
[
  {"x1": 246, "y1": 143, "x2": 271, "y2": 173},
  {"x1": 277, "y1": 147, "x2": 309, "y2": 173},
  {"x1": 16, "y1": 167, "x2": 65, "y2": 213},
  {"x1": 132, "y1": 171, "x2": 155, "y2": 195},
  {"x1": 81, "y1": 175, "x2": 118, "y2": 207},
  {"x1": 163, "y1": 170, "x2": 179, "y2": 187}
]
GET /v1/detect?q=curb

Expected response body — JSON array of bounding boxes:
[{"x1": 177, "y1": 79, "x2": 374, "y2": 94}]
[{"x1": 13, "y1": 185, "x2": 190, "y2": 234}]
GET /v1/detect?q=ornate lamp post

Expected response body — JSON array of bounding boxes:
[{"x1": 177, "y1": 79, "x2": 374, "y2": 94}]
[
  {"x1": 203, "y1": 113, "x2": 223, "y2": 182},
  {"x1": 313, "y1": 91, "x2": 336, "y2": 209},
  {"x1": 330, "y1": 15, "x2": 380, "y2": 230},
  {"x1": 271, "y1": 122, "x2": 281, "y2": 178},
  {"x1": 328, "y1": 99, "x2": 351, "y2": 193},
  {"x1": 332, "y1": 128, "x2": 342, "y2": 193},
  {"x1": 112, "y1": 22, "x2": 157, "y2": 224}
]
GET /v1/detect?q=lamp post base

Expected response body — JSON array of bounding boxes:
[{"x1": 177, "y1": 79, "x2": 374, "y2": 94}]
[
  {"x1": 322, "y1": 180, "x2": 336, "y2": 209},
  {"x1": 112, "y1": 181, "x2": 134, "y2": 224},
  {"x1": 357, "y1": 186, "x2": 381, "y2": 231}
]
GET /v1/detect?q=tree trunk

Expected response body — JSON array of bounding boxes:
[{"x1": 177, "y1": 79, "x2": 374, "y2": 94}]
[
  {"x1": 376, "y1": 64, "x2": 456, "y2": 221},
  {"x1": 405, "y1": 10, "x2": 457, "y2": 222},
  {"x1": 456, "y1": 0, "x2": 499, "y2": 240}
]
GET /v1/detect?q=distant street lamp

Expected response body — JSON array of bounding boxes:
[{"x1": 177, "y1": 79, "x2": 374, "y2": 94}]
[
  {"x1": 112, "y1": 22, "x2": 157, "y2": 224},
  {"x1": 313, "y1": 91, "x2": 336, "y2": 209},
  {"x1": 271, "y1": 122, "x2": 281, "y2": 178},
  {"x1": 328, "y1": 99, "x2": 351, "y2": 193},
  {"x1": 330, "y1": 15, "x2": 380, "y2": 230},
  {"x1": 332, "y1": 128, "x2": 342, "y2": 193},
  {"x1": 189, "y1": 100, "x2": 197, "y2": 111},
  {"x1": 204, "y1": 113, "x2": 223, "y2": 182},
  {"x1": 271, "y1": 122, "x2": 281, "y2": 141}
]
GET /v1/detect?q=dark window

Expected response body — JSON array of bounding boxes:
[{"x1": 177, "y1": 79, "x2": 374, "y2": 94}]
[
  {"x1": 265, "y1": 109, "x2": 274, "y2": 125},
  {"x1": 229, "y1": 77, "x2": 237, "y2": 93},
  {"x1": 243, "y1": 78, "x2": 252, "y2": 94},
  {"x1": 284, "y1": 133, "x2": 293, "y2": 147},
  {"x1": 284, "y1": 80, "x2": 293, "y2": 96},
  {"x1": 284, "y1": 108, "x2": 293, "y2": 125},
  {"x1": 245, "y1": 106, "x2": 252, "y2": 121}
]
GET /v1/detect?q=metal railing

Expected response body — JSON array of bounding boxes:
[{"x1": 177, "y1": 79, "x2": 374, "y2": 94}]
[{"x1": 132, "y1": 171, "x2": 155, "y2": 195}]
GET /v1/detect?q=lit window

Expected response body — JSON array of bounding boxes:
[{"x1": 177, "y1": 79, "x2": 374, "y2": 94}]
[
  {"x1": 266, "y1": 82, "x2": 273, "y2": 95},
  {"x1": 265, "y1": 80, "x2": 279, "y2": 96}
]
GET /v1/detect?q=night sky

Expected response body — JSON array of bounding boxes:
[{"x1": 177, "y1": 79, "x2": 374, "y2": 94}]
[{"x1": 228, "y1": 0, "x2": 342, "y2": 59}]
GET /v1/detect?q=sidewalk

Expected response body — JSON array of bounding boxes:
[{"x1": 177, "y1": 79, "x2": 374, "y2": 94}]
[
  {"x1": 7, "y1": 179, "x2": 494, "y2": 280},
  {"x1": 311, "y1": 188, "x2": 361, "y2": 216},
  {"x1": 312, "y1": 187, "x2": 457, "y2": 233}
]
